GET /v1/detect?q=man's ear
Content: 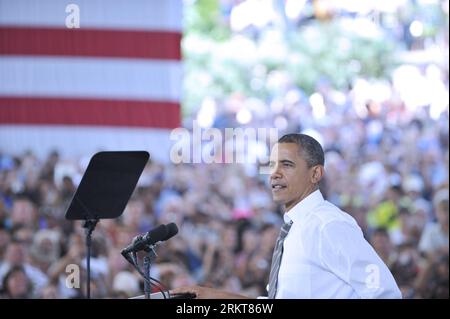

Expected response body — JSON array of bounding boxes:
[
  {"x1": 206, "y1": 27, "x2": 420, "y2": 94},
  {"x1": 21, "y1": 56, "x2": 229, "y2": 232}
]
[{"x1": 311, "y1": 165, "x2": 324, "y2": 184}]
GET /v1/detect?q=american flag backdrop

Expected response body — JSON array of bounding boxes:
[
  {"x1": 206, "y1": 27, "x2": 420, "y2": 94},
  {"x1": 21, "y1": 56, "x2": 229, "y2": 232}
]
[{"x1": 0, "y1": 0, "x2": 182, "y2": 162}]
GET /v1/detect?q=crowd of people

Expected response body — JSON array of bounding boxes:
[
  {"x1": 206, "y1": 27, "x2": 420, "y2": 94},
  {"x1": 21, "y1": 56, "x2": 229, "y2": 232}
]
[
  {"x1": 0, "y1": 0, "x2": 448, "y2": 300},
  {"x1": 0, "y1": 89, "x2": 448, "y2": 298}
]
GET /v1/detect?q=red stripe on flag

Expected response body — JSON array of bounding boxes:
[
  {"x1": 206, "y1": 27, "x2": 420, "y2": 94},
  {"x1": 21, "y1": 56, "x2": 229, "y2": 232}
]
[
  {"x1": 0, "y1": 97, "x2": 180, "y2": 128},
  {"x1": 0, "y1": 27, "x2": 181, "y2": 60}
]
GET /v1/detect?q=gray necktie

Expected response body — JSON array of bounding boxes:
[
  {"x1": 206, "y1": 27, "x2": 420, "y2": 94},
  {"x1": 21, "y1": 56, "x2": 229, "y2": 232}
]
[{"x1": 268, "y1": 220, "x2": 293, "y2": 299}]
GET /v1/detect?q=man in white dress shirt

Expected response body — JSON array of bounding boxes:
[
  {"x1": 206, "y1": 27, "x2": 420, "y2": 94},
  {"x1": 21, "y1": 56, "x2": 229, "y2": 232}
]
[{"x1": 172, "y1": 133, "x2": 402, "y2": 299}]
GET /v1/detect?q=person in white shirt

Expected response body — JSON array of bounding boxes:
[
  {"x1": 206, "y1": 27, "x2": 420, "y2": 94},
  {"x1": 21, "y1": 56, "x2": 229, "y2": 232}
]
[{"x1": 171, "y1": 133, "x2": 402, "y2": 299}]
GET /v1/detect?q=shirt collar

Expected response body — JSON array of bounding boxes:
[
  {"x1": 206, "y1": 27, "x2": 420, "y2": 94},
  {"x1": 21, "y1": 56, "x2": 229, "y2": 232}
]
[{"x1": 284, "y1": 190, "x2": 324, "y2": 224}]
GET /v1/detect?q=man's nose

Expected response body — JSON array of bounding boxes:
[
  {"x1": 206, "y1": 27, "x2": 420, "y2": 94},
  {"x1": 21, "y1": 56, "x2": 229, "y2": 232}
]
[{"x1": 270, "y1": 164, "x2": 282, "y2": 180}]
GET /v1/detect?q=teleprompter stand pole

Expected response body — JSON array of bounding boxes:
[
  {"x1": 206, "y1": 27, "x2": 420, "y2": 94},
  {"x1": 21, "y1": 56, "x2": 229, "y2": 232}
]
[{"x1": 83, "y1": 219, "x2": 99, "y2": 299}]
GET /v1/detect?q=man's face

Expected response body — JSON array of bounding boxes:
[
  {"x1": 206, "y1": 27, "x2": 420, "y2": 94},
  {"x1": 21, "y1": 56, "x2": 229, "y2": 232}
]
[{"x1": 269, "y1": 143, "x2": 318, "y2": 211}]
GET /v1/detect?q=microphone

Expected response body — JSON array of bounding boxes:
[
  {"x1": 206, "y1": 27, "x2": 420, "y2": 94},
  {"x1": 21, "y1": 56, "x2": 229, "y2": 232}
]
[
  {"x1": 120, "y1": 223, "x2": 180, "y2": 300},
  {"x1": 147, "y1": 223, "x2": 179, "y2": 249},
  {"x1": 162, "y1": 223, "x2": 178, "y2": 241},
  {"x1": 121, "y1": 224, "x2": 168, "y2": 254}
]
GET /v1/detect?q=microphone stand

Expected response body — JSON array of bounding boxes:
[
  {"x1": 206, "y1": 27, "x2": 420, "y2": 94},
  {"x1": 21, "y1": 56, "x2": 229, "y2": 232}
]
[
  {"x1": 143, "y1": 246, "x2": 157, "y2": 299},
  {"x1": 120, "y1": 223, "x2": 179, "y2": 299},
  {"x1": 124, "y1": 245, "x2": 168, "y2": 299}
]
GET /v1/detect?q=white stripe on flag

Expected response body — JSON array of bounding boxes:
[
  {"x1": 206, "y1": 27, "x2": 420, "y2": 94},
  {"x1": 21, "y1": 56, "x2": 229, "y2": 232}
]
[
  {"x1": 0, "y1": 56, "x2": 182, "y2": 101},
  {"x1": 0, "y1": 125, "x2": 174, "y2": 163},
  {"x1": 0, "y1": 0, "x2": 182, "y2": 31}
]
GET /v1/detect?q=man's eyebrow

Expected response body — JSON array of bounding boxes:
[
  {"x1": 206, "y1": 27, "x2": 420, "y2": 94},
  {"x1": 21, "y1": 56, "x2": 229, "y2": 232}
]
[{"x1": 280, "y1": 159, "x2": 295, "y2": 165}]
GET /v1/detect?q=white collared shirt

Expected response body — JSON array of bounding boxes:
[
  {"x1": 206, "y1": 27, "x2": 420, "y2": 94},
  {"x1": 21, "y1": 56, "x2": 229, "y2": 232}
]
[{"x1": 270, "y1": 190, "x2": 402, "y2": 299}]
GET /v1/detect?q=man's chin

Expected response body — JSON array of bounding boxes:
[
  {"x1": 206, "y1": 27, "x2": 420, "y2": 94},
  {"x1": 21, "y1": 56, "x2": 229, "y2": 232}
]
[{"x1": 271, "y1": 194, "x2": 286, "y2": 204}]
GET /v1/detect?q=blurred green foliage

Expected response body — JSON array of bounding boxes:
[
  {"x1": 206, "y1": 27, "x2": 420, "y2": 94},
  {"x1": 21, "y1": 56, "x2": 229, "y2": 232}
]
[{"x1": 182, "y1": 0, "x2": 400, "y2": 115}]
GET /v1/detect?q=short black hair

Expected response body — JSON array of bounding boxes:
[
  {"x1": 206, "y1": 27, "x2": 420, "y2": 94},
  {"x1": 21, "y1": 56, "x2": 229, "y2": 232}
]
[{"x1": 278, "y1": 133, "x2": 324, "y2": 167}]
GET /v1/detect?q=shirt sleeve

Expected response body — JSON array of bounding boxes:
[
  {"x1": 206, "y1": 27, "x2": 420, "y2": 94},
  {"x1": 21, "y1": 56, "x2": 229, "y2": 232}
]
[{"x1": 319, "y1": 220, "x2": 402, "y2": 299}]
